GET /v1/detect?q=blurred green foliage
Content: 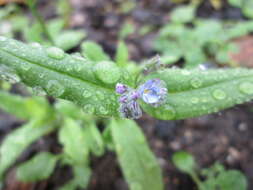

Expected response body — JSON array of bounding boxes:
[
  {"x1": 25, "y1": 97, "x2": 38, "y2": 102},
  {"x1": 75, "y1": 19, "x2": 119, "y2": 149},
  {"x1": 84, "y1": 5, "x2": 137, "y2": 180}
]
[
  {"x1": 173, "y1": 151, "x2": 248, "y2": 190},
  {"x1": 155, "y1": 5, "x2": 253, "y2": 67}
]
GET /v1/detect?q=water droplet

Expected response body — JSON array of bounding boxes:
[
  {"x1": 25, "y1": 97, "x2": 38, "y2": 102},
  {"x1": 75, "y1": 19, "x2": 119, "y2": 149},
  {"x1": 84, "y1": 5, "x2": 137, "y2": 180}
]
[
  {"x1": 0, "y1": 36, "x2": 7, "y2": 41},
  {"x1": 94, "y1": 61, "x2": 121, "y2": 84},
  {"x1": 21, "y1": 63, "x2": 31, "y2": 71},
  {"x1": 39, "y1": 73, "x2": 45, "y2": 78},
  {"x1": 82, "y1": 90, "x2": 91, "y2": 98},
  {"x1": 32, "y1": 86, "x2": 46, "y2": 96},
  {"x1": 30, "y1": 42, "x2": 41, "y2": 48},
  {"x1": 46, "y1": 47, "x2": 65, "y2": 60},
  {"x1": 181, "y1": 70, "x2": 191, "y2": 75},
  {"x1": 75, "y1": 64, "x2": 83, "y2": 72},
  {"x1": 83, "y1": 104, "x2": 95, "y2": 114},
  {"x1": 130, "y1": 182, "x2": 142, "y2": 190},
  {"x1": 190, "y1": 78, "x2": 202, "y2": 88},
  {"x1": 191, "y1": 97, "x2": 199, "y2": 104},
  {"x1": 0, "y1": 65, "x2": 20, "y2": 84},
  {"x1": 212, "y1": 89, "x2": 227, "y2": 100},
  {"x1": 99, "y1": 106, "x2": 108, "y2": 115},
  {"x1": 239, "y1": 82, "x2": 253, "y2": 95},
  {"x1": 96, "y1": 91, "x2": 105, "y2": 100},
  {"x1": 46, "y1": 80, "x2": 65, "y2": 97}
]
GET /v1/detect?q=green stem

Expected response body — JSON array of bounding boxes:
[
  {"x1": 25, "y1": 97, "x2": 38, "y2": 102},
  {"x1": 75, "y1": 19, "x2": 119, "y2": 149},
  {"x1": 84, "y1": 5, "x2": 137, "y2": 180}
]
[
  {"x1": 27, "y1": 2, "x2": 55, "y2": 45},
  {"x1": 190, "y1": 172, "x2": 203, "y2": 189}
]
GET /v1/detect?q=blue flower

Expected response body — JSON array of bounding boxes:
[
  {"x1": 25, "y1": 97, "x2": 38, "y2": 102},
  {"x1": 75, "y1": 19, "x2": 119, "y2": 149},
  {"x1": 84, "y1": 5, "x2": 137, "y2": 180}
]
[
  {"x1": 138, "y1": 78, "x2": 167, "y2": 107},
  {"x1": 115, "y1": 78, "x2": 167, "y2": 119}
]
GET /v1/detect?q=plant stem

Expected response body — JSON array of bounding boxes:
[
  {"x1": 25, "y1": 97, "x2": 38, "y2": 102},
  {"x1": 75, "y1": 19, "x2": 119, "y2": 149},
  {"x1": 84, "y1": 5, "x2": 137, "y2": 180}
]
[
  {"x1": 27, "y1": 2, "x2": 55, "y2": 45},
  {"x1": 190, "y1": 172, "x2": 203, "y2": 189}
]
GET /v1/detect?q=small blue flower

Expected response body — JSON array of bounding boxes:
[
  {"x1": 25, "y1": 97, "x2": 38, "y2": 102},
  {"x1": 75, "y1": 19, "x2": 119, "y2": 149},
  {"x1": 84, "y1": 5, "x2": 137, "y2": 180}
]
[
  {"x1": 115, "y1": 78, "x2": 167, "y2": 119},
  {"x1": 138, "y1": 78, "x2": 167, "y2": 107}
]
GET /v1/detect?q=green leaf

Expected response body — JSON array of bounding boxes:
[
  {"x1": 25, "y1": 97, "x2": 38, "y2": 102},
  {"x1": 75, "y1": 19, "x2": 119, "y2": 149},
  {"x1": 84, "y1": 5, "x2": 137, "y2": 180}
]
[
  {"x1": 54, "y1": 30, "x2": 86, "y2": 51},
  {"x1": 59, "y1": 165, "x2": 91, "y2": 190},
  {"x1": 0, "y1": 119, "x2": 57, "y2": 179},
  {"x1": 81, "y1": 41, "x2": 110, "y2": 62},
  {"x1": 83, "y1": 122, "x2": 105, "y2": 156},
  {"x1": 0, "y1": 37, "x2": 134, "y2": 117},
  {"x1": 242, "y1": 0, "x2": 253, "y2": 19},
  {"x1": 59, "y1": 118, "x2": 89, "y2": 164},
  {"x1": 0, "y1": 90, "x2": 52, "y2": 120},
  {"x1": 110, "y1": 119, "x2": 164, "y2": 190},
  {"x1": 216, "y1": 170, "x2": 247, "y2": 190},
  {"x1": 115, "y1": 40, "x2": 129, "y2": 67},
  {"x1": 170, "y1": 5, "x2": 196, "y2": 23},
  {"x1": 228, "y1": 0, "x2": 243, "y2": 7},
  {"x1": 16, "y1": 152, "x2": 58, "y2": 182},
  {"x1": 119, "y1": 22, "x2": 135, "y2": 39},
  {"x1": 172, "y1": 151, "x2": 196, "y2": 174},
  {"x1": 141, "y1": 68, "x2": 253, "y2": 120}
]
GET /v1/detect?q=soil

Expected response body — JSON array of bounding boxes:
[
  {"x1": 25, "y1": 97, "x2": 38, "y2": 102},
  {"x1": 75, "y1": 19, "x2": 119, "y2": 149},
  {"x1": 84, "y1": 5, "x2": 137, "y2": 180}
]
[{"x1": 1, "y1": 0, "x2": 253, "y2": 190}]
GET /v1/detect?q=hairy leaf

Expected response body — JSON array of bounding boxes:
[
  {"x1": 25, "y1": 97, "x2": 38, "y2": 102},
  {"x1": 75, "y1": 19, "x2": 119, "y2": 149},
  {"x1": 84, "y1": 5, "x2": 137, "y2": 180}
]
[
  {"x1": 141, "y1": 68, "x2": 253, "y2": 120},
  {"x1": 16, "y1": 152, "x2": 58, "y2": 182},
  {"x1": 0, "y1": 37, "x2": 134, "y2": 117},
  {"x1": 110, "y1": 119, "x2": 164, "y2": 190},
  {"x1": 0, "y1": 119, "x2": 57, "y2": 179}
]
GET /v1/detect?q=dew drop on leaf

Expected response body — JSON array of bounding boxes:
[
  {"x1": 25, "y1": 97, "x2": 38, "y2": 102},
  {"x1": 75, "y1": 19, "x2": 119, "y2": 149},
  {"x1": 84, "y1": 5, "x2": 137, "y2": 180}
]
[
  {"x1": 212, "y1": 89, "x2": 227, "y2": 100},
  {"x1": 0, "y1": 65, "x2": 20, "y2": 84},
  {"x1": 46, "y1": 47, "x2": 65, "y2": 60},
  {"x1": 190, "y1": 78, "x2": 202, "y2": 88},
  {"x1": 32, "y1": 86, "x2": 47, "y2": 96},
  {"x1": 82, "y1": 90, "x2": 92, "y2": 98},
  {"x1": 239, "y1": 82, "x2": 253, "y2": 95},
  {"x1": 30, "y1": 42, "x2": 42, "y2": 48},
  {"x1": 46, "y1": 80, "x2": 65, "y2": 97},
  {"x1": 21, "y1": 63, "x2": 31, "y2": 71},
  {"x1": 94, "y1": 61, "x2": 121, "y2": 84},
  {"x1": 83, "y1": 104, "x2": 95, "y2": 114},
  {"x1": 99, "y1": 106, "x2": 108, "y2": 115}
]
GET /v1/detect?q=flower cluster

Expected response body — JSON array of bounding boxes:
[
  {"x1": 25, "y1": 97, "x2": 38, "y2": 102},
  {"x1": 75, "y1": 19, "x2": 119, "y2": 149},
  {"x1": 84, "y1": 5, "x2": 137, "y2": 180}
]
[{"x1": 115, "y1": 79, "x2": 168, "y2": 119}]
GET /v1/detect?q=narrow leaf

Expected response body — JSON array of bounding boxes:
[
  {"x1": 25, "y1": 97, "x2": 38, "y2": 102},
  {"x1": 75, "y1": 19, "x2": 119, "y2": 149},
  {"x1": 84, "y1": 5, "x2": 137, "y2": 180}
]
[
  {"x1": 59, "y1": 118, "x2": 89, "y2": 165},
  {"x1": 16, "y1": 152, "x2": 58, "y2": 182},
  {"x1": 110, "y1": 119, "x2": 164, "y2": 190},
  {"x1": 81, "y1": 41, "x2": 110, "y2": 62},
  {"x1": 115, "y1": 40, "x2": 129, "y2": 67},
  {"x1": 141, "y1": 68, "x2": 253, "y2": 120},
  {"x1": 0, "y1": 119, "x2": 57, "y2": 178},
  {"x1": 0, "y1": 37, "x2": 134, "y2": 117}
]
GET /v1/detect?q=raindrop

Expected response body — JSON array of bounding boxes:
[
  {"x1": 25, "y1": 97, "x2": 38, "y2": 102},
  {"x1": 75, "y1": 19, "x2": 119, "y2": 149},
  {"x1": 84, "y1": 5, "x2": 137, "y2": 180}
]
[
  {"x1": 21, "y1": 63, "x2": 31, "y2": 71},
  {"x1": 30, "y1": 42, "x2": 41, "y2": 48},
  {"x1": 94, "y1": 61, "x2": 121, "y2": 84},
  {"x1": 190, "y1": 78, "x2": 202, "y2": 88},
  {"x1": 181, "y1": 70, "x2": 191, "y2": 75},
  {"x1": 46, "y1": 80, "x2": 65, "y2": 97},
  {"x1": 83, "y1": 104, "x2": 95, "y2": 114},
  {"x1": 32, "y1": 86, "x2": 46, "y2": 96},
  {"x1": 39, "y1": 73, "x2": 45, "y2": 79},
  {"x1": 99, "y1": 106, "x2": 108, "y2": 115},
  {"x1": 82, "y1": 90, "x2": 91, "y2": 98},
  {"x1": 239, "y1": 82, "x2": 253, "y2": 95},
  {"x1": 0, "y1": 65, "x2": 20, "y2": 84},
  {"x1": 212, "y1": 89, "x2": 227, "y2": 100},
  {"x1": 46, "y1": 47, "x2": 65, "y2": 60}
]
